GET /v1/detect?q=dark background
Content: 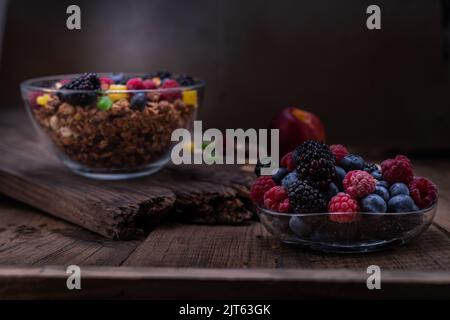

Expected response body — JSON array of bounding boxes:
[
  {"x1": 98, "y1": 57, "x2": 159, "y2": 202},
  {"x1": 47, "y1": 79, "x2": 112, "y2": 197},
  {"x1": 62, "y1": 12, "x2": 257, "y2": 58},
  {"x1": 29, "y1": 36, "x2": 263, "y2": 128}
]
[{"x1": 0, "y1": 0, "x2": 449, "y2": 151}]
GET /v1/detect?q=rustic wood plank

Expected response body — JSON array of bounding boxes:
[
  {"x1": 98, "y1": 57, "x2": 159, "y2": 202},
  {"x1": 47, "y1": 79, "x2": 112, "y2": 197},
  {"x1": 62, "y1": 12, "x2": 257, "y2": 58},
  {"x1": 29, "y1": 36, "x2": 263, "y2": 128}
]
[
  {"x1": 0, "y1": 129, "x2": 253, "y2": 240},
  {"x1": 123, "y1": 222, "x2": 450, "y2": 270},
  {"x1": 0, "y1": 266, "x2": 449, "y2": 299},
  {"x1": 0, "y1": 196, "x2": 141, "y2": 266}
]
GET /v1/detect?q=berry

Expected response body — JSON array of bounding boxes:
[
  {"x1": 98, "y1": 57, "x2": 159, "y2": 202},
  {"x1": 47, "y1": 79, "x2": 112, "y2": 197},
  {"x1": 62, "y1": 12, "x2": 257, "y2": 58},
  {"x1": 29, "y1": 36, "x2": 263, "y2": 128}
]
[
  {"x1": 100, "y1": 77, "x2": 114, "y2": 90},
  {"x1": 293, "y1": 140, "x2": 336, "y2": 189},
  {"x1": 322, "y1": 182, "x2": 339, "y2": 201},
  {"x1": 160, "y1": 79, "x2": 181, "y2": 101},
  {"x1": 340, "y1": 154, "x2": 365, "y2": 171},
  {"x1": 281, "y1": 171, "x2": 299, "y2": 189},
  {"x1": 97, "y1": 96, "x2": 113, "y2": 111},
  {"x1": 289, "y1": 216, "x2": 315, "y2": 238},
  {"x1": 272, "y1": 167, "x2": 289, "y2": 185},
  {"x1": 130, "y1": 92, "x2": 148, "y2": 111},
  {"x1": 360, "y1": 194, "x2": 387, "y2": 213},
  {"x1": 381, "y1": 155, "x2": 414, "y2": 184},
  {"x1": 111, "y1": 73, "x2": 128, "y2": 84},
  {"x1": 254, "y1": 158, "x2": 271, "y2": 177},
  {"x1": 327, "y1": 193, "x2": 359, "y2": 223},
  {"x1": 408, "y1": 177, "x2": 438, "y2": 209},
  {"x1": 389, "y1": 183, "x2": 409, "y2": 197},
  {"x1": 143, "y1": 79, "x2": 157, "y2": 90},
  {"x1": 371, "y1": 170, "x2": 382, "y2": 180},
  {"x1": 280, "y1": 151, "x2": 296, "y2": 171},
  {"x1": 58, "y1": 73, "x2": 100, "y2": 106},
  {"x1": 364, "y1": 162, "x2": 378, "y2": 173},
  {"x1": 175, "y1": 74, "x2": 195, "y2": 86},
  {"x1": 250, "y1": 176, "x2": 276, "y2": 204},
  {"x1": 373, "y1": 185, "x2": 390, "y2": 202},
  {"x1": 263, "y1": 186, "x2": 291, "y2": 213},
  {"x1": 333, "y1": 166, "x2": 346, "y2": 191},
  {"x1": 377, "y1": 180, "x2": 390, "y2": 189},
  {"x1": 287, "y1": 180, "x2": 327, "y2": 213},
  {"x1": 330, "y1": 144, "x2": 349, "y2": 164},
  {"x1": 388, "y1": 195, "x2": 416, "y2": 213},
  {"x1": 126, "y1": 77, "x2": 145, "y2": 90},
  {"x1": 343, "y1": 170, "x2": 376, "y2": 198}
]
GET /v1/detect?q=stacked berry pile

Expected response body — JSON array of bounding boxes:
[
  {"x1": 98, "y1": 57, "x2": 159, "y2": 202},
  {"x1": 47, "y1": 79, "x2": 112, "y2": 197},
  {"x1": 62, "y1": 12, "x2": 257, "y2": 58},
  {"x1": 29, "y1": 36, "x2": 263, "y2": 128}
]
[{"x1": 251, "y1": 140, "x2": 438, "y2": 224}]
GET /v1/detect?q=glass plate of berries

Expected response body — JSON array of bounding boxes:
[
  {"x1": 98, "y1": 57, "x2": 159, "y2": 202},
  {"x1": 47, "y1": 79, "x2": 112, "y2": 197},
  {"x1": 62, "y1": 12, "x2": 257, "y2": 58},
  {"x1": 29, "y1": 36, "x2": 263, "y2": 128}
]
[
  {"x1": 21, "y1": 72, "x2": 204, "y2": 179},
  {"x1": 252, "y1": 141, "x2": 439, "y2": 253}
]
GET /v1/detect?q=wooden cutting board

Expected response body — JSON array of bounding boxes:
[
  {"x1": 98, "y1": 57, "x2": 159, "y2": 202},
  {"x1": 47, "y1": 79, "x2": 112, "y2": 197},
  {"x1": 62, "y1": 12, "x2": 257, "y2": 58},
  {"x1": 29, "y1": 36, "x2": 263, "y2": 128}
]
[{"x1": 0, "y1": 128, "x2": 254, "y2": 240}]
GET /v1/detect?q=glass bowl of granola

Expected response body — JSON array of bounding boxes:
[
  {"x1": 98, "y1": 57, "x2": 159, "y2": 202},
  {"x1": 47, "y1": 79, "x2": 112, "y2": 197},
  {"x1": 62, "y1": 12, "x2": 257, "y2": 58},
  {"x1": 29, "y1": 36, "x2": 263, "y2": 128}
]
[{"x1": 21, "y1": 72, "x2": 204, "y2": 179}]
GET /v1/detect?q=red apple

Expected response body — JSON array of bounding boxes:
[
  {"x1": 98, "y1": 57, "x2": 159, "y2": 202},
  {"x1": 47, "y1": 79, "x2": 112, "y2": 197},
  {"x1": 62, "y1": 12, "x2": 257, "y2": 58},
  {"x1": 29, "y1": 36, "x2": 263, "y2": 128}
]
[{"x1": 271, "y1": 107, "x2": 326, "y2": 156}]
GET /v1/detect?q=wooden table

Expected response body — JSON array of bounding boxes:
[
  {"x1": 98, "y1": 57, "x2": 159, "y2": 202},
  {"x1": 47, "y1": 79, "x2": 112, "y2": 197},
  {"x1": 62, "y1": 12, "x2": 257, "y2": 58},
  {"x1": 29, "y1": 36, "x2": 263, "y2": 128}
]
[{"x1": 0, "y1": 112, "x2": 449, "y2": 299}]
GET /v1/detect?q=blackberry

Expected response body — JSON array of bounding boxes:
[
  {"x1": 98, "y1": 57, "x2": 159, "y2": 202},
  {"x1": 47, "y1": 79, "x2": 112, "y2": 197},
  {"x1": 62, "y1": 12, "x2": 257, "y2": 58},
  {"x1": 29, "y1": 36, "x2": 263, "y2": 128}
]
[
  {"x1": 293, "y1": 140, "x2": 336, "y2": 189},
  {"x1": 175, "y1": 74, "x2": 195, "y2": 86},
  {"x1": 58, "y1": 73, "x2": 100, "y2": 106},
  {"x1": 287, "y1": 180, "x2": 327, "y2": 213},
  {"x1": 364, "y1": 162, "x2": 378, "y2": 173}
]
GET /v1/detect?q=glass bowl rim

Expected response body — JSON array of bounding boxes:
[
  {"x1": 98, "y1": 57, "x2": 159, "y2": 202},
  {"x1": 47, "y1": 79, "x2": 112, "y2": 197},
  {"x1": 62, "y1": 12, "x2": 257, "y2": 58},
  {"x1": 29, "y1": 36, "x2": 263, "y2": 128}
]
[
  {"x1": 256, "y1": 199, "x2": 438, "y2": 217},
  {"x1": 20, "y1": 73, "x2": 205, "y2": 94}
]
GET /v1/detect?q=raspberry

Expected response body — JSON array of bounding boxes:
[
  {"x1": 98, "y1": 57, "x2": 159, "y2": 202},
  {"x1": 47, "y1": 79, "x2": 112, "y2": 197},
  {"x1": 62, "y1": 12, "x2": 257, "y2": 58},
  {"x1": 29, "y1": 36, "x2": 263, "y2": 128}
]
[
  {"x1": 328, "y1": 192, "x2": 360, "y2": 223},
  {"x1": 100, "y1": 77, "x2": 114, "y2": 90},
  {"x1": 408, "y1": 177, "x2": 438, "y2": 209},
  {"x1": 330, "y1": 144, "x2": 349, "y2": 165},
  {"x1": 280, "y1": 152, "x2": 296, "y2": 171},
  {"x1": 160, "y1": 79, "x2": 181, "y2": 101},
  {"x1": 250, "y1": 176, "x2": 276, "y2": 204},
  {"x1": 293, "y1": 140, "x2": 336, "y2": 189},
  {"x1": 126, "y1": 77, "x2": 145, "y2": 90},
  {"x1": 143, "y1": 79, "x2": 157, "y2": 90},
  {"x1": 263, "y1": 186, "x2": 291, "y2": 213},
  {"x1": 343, "y1": 170, "x2": 376, "y2": 198},
  {"x1": 381, "y1": 155, "x2": 414, "y2": 184},
  {"x1": 287, "y1": 180, "x2": 327, "y2": 213}
]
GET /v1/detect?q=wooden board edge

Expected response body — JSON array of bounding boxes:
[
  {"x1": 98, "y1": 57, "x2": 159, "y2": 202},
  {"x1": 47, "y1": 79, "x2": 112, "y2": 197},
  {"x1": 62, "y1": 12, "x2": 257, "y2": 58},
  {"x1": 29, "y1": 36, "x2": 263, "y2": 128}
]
[{"x1": 0, "y1": 266, "x2": 449, "y2": 299}]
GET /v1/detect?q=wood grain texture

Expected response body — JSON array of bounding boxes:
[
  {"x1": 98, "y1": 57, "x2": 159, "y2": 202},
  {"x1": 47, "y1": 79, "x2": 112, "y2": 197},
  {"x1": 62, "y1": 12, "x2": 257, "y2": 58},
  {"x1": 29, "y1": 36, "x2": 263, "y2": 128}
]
[
  {"x1": 0, "y1": 129, "x2": 253, "y2": 240},
  {"x1": 122, "y1": 222, "x2": 450, "y2": 271},
  {"x1": 0, "y1": 196, "x2": 141, "y2": 266},
  {"x1": 0, "y1": 266, "x2": 449, "y2": 299}
]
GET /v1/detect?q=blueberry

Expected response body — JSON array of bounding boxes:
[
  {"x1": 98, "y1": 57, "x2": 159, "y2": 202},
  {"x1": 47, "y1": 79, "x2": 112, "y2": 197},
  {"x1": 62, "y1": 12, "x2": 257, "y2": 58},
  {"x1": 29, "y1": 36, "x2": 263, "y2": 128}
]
[
  {"x1": 377, "y1": 180, "x2": 390, "y2": 189},
  {"x1": 360, "y1": 194, "x2": 387, "y2": 213},
  {"x1": 130, "y1": 92, "x2": 148, "y2": 111},
  {"x1": 272, "y1": 167, "x2": 289, "y2": 185},
  {"x1": 373, "y1": 185, "x2": 390, "y2": 202},
  {"x1": 371, "y1": 170, "x2": 382, "y2": 180},
  {"x1": 111, "y1": 73, "x2": 127, "y2": 84},
  {"x1": 289, "y1": 216, "x2": 314, "y2": 238},
  {"x1": 389, "y1": 183, "x2": 409, "y2": 197},
  {"x1": 388, "y1": 195, "x2": 416, "y2": 213},
  {"x1": 340, "y1": 154, "x2": 365, "y2": 171},
  {"x1": 333, "y1": 166, "x2": 346, "y2": 191},
  {"x1": 322, "y1": 182, "x2": 339, "y2": 201},
  {"x1": 281, "y1": 171, "x2": 299, "y2": 188}
]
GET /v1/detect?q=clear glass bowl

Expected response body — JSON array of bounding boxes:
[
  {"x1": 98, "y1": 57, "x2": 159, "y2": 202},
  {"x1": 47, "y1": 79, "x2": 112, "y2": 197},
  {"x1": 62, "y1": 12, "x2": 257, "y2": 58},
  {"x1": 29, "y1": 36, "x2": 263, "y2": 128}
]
[
  {"x1": 21, "y1": 73, "x2": 205, "y2": 180},
  {"x1": 256, "y1": 202, "x2": 437, "y2": 253}
]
